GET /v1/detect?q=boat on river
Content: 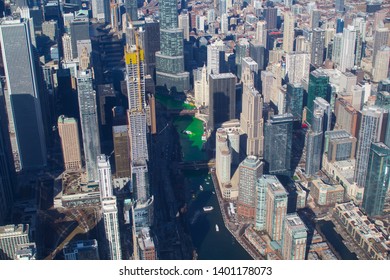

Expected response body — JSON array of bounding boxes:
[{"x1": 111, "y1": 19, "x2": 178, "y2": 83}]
[
  {"x1": 203, "y1": 206, "x2": 214, "y2": 212},
  {"x1": 215, "y1": 224, "x2": 219, "y2": 232},
  {"x1": 199, "y1": 185, "x2": 203, "y2": 191}
]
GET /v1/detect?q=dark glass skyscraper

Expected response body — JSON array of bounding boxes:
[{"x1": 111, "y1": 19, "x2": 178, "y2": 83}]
[
  {"x1": 286, "y1": 83, "x2": 303, "y2": 121},
  {"x1": 306, "y1": 69, "x2": 329, "y2": 123},
  {"x1": 305, "y1": 109, "x2": 324, "y2": 176},
  {"x1": 310, "y1": 28, "x2": 325, "y2": 68},
  {"x1": 77, "y1": 69, "x2": 101, "y2": 182},
  {"x1": 362, "y1": 142, "x2": 390, "y2": 216},
  {"x1": 155, "y1": 0, "x2": 189, "y2": 92},
  {"x1": 264, "y1": 114, "x2": 294, "y2": 175}
]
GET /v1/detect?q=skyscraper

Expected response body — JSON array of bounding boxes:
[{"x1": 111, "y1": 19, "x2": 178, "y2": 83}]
[
  {"x1": 264, "y1": 114, "x2": 294, "y2": 175},
  {"x1": 339, "y1": 25, "x2": 357, "y2": 72},
  {"x1": 255, "y1": 20, "x2": 267, "y2": 45},
  {"x1": 155, "y1": 0, "x2": 189, "y2": 92},
  {"x1": 310, "y1": 9, "x2": 321, "y2": 29},
  {"x1": 362, "y1": 142, "x2": 390, "y2": 216},
  {"x1": 283, "y1": 11, "x2": 294, "y2": 53},
  {"x1": 207, "y1": 40, "x2": 225, "y2": 76},
  {"x1": 0, "y1": 224, "x2": 30, "y2": 260},
  {"x1": 264, "y1": 7, "x2": 277, "y2": 30},
  {"x1": 237, "y1": 156, "x2": 263, "y2": 218},
  {"x1": 113, "y1": 125, "x2": 131, "y2": 178},
  {"x1": 282, "y1": 214, "x2": 307, "y2": 260},
  {"x1": 98, "y1": 155, "x2": 113, "y2": 199},
  {"x1": 372, "y1": 46, "x2": 390, "y2": 83},
  {"x1": 313, "y1": 97, "x2": 331, "y2": 132},
  {"x1": 77, "y1": 69, "x2": 101, "y2": 182},
  {"x1": 91, "y1": 0, "x2": 110, "y2": 22},
  {"x1": 265, "y1": 176, "x2": 288, "y2": 242},
  {"x1": 0, "y1": 19, "x2": 47, "y2": 171},
  {"x1": 310, "y1": 28, "x2": 325, "y2": 68},
  {"x1": 209, "y1": 73, "x2": 236, "y2": 130},
  {"x1": 57, "y1": 115, "x2": 82, "y2": 171},
  {"x1": 305, "y1": 109, "x2": 324, "y2": 176},
  {"x1": 335, "y1": 0, "x2": 345, "y2": 12},
  {"x1": 286, "y1": 83, "x2": 304, "y2": 120},
  {"x1": 215, "y1": 128, "x2": 232, "y2": 185},
  {"x1": 240, "y1": 68, "x2": 264, "y2": 157},
  {"x1": 102, "y1": 196, "x2": 122, "y2": 260},
  {"x1": 307, "y1": 69, "x2": 329, "y2": 121},
  {"x1": 125, "y1": 41, "x2": 150, "y2": 203},
  {"x1": 354, "y1": 106, "x2": 388, "y2": 189},
  {"x1": 285, "y1": 52, "x2": 310, "y2": 84},
  {"x1": 125, "y1": 0, "x2": 138, "y2": 21},
  {"x1": 69, "y1": 18, "x2": 89, "y2": 59},
  {"x1": 194, "y1": 65, "x2": 209, "y2": 107},
  {"x1": 178, "y1": 12, "x2": 190, "y2": 41},
  {"x1": 372, "y1": 27, "x2": 389, "y2": 64}
]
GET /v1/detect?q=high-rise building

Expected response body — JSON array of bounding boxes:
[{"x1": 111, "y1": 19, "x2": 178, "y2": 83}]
[
  {"x1": 264, "y1": 7, "x2": 277, "y2": 30},
  {"x1": 209, "y1": 73, "x2": 236, "y2": 130},
  {"x1": 334, "y1": 98, "x2": 359, "y2": 137},
  {"x1": 77, "y1": 69, "x2": 101, "y2": 182},
  {"x1": 126, "y1": 45, "x2": 148, "y2": 164},
  {"x1": 313, "y1": 97, "x2": 331, "y2": 132},
  {"x1": 63, "y1": 239, "x2": 100, "y2": 260},
  {"x1": 282, "y1": 214, "x2": 307, "y2": 260},
  {"x1": 113, "y1": 125, "x2": 131, "y2": 178},
  {"x1": 215, "y1": 128, "x2": 232, "y2": 185},
  {"x1": 155, "y1": 0, "x2": 189, "y2": 92},
  {"x1": 57, "y1": 115, "x2": 82, "y2": 171},
  {"x1": 240, "y1": 68, "x2": 264, "y2": 157},
  {"x1": 339, "y1": 25, "x2": 357, "y2": 72},
  {"x1": 310, "y1": 9, "x2": 321, "y2": 29},
  {"x1": 372, "y1": 27, "x2": 389, "y2": 65},
  {"x1": 305, "y1": 109, "x2": 324, "y2": 176},
  {"x1": 331, "y1": 33, "x2": 343, "y2": 66},
  {"x1": 0, "y1": 224, "x2": 29, "y2": 260},
  {"x1": 310, "y1": 28, "x2": 325, "y2": 68},
  {"x1": 373, "y1": 46, "x2": 390, "y2": 83},
  {"x1": 354, "y1": 106, "x2": 388, "y2": 188},
  {"x1": 335, "y1": 0, "x2": 344, "y2": 12},
  {"x1": 125, "y1": 0, "x2": 138, "y2": 21},
  {"x1": 125, "y1": 41, "x2": 150, "y2": 204},
  {"x1": 237, "y1": 156, "x2": 263, "y2": 218},
  {"x1": 62, "y1": 33, "x2": 73, "y2": 62},
  {"x1": 261, "y1": 70, "x2": 274, "y2": 104},
  {"x1": 249, "y1": 41, "x2": 267, "y2": 71},
  {"x1": 265, "y1": 176, "x2": 288, "y2": 242},
  {"x1": 102, "y1": 197, "x2": 122, "y2": 260},
  {"x1": 283, "y1": 11, "x2": 294, "y2": 53},
  {"x1": 307, "y1": 69, "x2": 329, "y2": 120},
  {"x1": 0, "y1": 19, "x2": 47, "y2": 171},
  {"x1": 286, "y1": 83, "x2": 304, "y2": 120},
  {"x1": 325, "y1": 130, "x2": 357, "y2": 162},
  {"x1": 144, "y1": 18, "x2": 160, "y2": 76},
  {"x1": 236, "y1": 38, "x2": 250, "y2": 79},
  {"x1": 194, "y1": 65, "x2": 209, "y2": 107},
  {"x1": 285, "y1": 52, "x2": 310, "y2": 84},
  {"x1": 207, "y1": 40, "x2": 225, "y2": 76},
  {"x1": 362, "y1": 142, "x2": 390, "y2": 216},
  {"x1": 137, "y1": 227, "x2": 157, "y2": 260},
  {"x1": 255, "y1": 20, "x2": 267, "y2": 45},
  {"x1": 264, "y1": 114, "x2": 294, "y2": 175},
  {"x1": 98, "y1": 154, "x2": 113, "y2": 199},
  {"x1": 220, "y1": 13, "x2": 228, "y2": 34},
  {"x1": 91, "y1": 0, "x2": 110, "y2": 22},
  {"x1": 69, "y1": 18, "x2": 89, "y2": 59},
  {"x1": 178, "y1": 12, "x2": 190, "y2": 41}
]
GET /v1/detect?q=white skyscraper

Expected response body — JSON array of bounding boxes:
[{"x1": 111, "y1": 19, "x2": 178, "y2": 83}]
[
  {"x1": 283, "y1": 11, "x2": 295, "y2": 53},
  {"x1": 194, "y1": 65, "x2": 209, "y2": 107},
  {"x1": 255, "y1": 20, "x2": 267, "y2": 46},
  {"x1": 98, "y1": 154, "x2": 113, "y2": 199},
  {"x1": 285, "y1": 52, "x2": 310, "y2": 84},
  {"x1": 339, "y1": 25, "x2": 357, "y2": 72},
  {"x1": 221, "y1": 13, "x2": 228, "y2": 34},
  {"x1": 373, "y1": 46, "x2": 390, "y2": 83},
  {"x1": 178, "y1": 13, "x2": 190, "y2": 41},
  {"x1": 216, "y1": 129, "x2": 232, "y2": 185},
  {"x1": 102, "y1": 197, "x2": 122, "y2": 260},
  {"x1": 207, "y1": 40, "x2": 225, "y2": 76},
  {"x1": 261, "y1": 71, "x2": 274, "y2": 104}
]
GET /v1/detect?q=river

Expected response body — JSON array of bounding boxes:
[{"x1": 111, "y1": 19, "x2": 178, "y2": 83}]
[{"x1": 173, "y1": 114, "x2": 251, "y2": 260}]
